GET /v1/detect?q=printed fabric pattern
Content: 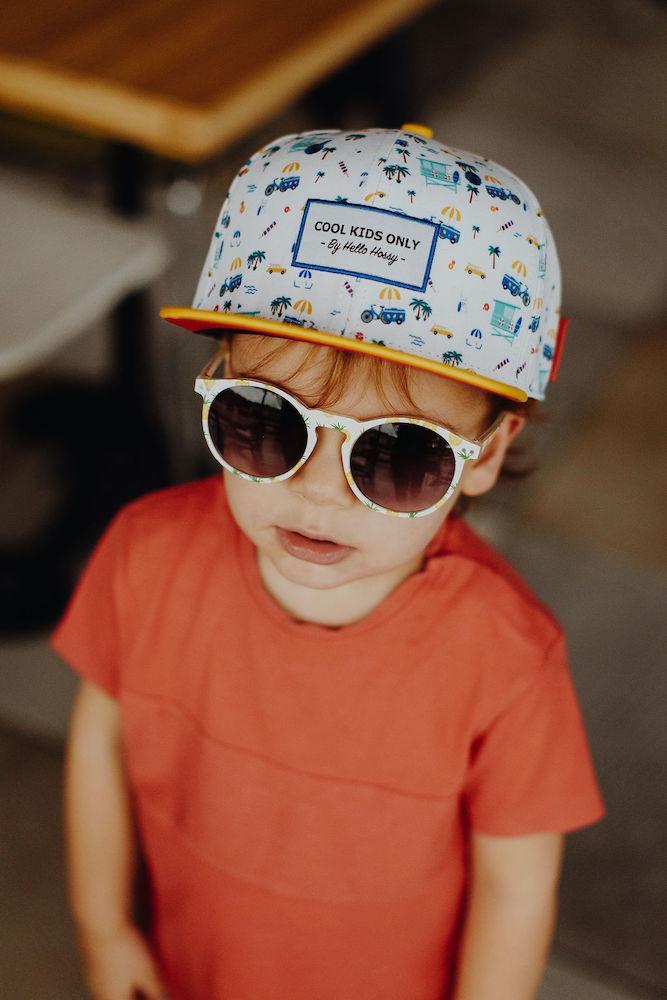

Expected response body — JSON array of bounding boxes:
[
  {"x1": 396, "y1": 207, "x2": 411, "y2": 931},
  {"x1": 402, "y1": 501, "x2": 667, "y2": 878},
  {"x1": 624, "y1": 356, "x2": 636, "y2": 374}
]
[{"x1": 192, "y1": 127, "x2": 562, "y2": 399}]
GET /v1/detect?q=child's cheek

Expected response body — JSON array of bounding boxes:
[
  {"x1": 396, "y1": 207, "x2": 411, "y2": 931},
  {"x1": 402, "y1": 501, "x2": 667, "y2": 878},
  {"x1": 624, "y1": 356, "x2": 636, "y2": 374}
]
[
  {"x1": 359, "y1": 505, "x2": 451, "y2": 567},
  {"x1": 223, "y1": 468, "x2": 452, "y2": 573},
  {"x1": 222, "y1": 471, "x2": 268, "y2": 537}
]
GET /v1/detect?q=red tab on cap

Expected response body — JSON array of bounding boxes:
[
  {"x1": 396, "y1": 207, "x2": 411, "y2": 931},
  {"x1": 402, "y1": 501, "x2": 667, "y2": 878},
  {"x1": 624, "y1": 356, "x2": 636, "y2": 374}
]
[{"x1": 549, "y1": 316, "x2": 569, "y2": 382}]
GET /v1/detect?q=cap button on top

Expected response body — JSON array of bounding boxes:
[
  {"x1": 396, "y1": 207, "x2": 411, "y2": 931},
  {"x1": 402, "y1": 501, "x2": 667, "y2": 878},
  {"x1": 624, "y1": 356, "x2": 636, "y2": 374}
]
[{"x1": 400, "y1": 122, "x2": 433, "y2": 139}]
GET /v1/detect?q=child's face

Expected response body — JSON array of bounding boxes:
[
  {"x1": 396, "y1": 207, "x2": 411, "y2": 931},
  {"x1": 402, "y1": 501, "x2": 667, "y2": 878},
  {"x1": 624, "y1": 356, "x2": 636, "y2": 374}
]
[{"x1": 222, "y1": 335, "x2": 522, "y2": 623}]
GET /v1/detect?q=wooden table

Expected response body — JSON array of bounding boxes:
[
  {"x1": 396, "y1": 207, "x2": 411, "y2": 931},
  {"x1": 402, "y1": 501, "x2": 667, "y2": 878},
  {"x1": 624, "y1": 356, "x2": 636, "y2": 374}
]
[
  {"x1": 0, "y1": 0, "x2": 437, "y2": 163},
  {"x1": 0, "y1": 0, "x2": 439, "y2": 646},
  {"x1": 0, "y1": 0, "x2": 439, "y2": 412}
]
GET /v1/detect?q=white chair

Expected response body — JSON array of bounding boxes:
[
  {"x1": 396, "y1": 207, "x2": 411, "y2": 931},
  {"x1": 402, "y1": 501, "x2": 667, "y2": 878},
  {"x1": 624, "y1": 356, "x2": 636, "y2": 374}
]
[
  {"x1": 0, "y1": 166, "x2": 169, "y2": 380},
  {"x1": 0, "y1": 166, "x2": 170, "y2": 741}
]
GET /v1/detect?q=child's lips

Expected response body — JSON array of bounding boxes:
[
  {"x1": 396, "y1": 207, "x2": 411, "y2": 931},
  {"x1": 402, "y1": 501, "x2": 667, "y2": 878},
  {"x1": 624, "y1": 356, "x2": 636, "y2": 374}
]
[{"x1": 276, "y1": 527, "x2": 354, "y2": 565}]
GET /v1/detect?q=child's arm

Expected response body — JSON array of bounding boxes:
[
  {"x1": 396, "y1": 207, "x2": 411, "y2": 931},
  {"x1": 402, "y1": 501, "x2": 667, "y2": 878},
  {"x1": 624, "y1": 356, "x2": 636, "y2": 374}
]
[
  {"x1": 451, "y1": 830, "x2": 564, "y2": 1000},
  {"x1": 64, "y1": 679, "x2": 169, "y2": 1000}
]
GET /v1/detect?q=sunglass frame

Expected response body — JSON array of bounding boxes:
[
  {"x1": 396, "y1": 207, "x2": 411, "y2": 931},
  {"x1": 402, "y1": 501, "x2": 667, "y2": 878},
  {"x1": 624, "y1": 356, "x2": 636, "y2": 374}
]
[{"x1": 195, "y1": 345, "x2": 505, "y2": 518}]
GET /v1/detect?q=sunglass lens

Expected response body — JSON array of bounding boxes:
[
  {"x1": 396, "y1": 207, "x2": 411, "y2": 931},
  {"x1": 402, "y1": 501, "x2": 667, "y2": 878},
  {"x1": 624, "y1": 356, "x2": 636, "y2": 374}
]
[
  {"x1": 350, "y1": 423, "x2": 456, "y2": 513},
  {"x1": 208, "y1": 385, "x2": 307, "y2": 478}
]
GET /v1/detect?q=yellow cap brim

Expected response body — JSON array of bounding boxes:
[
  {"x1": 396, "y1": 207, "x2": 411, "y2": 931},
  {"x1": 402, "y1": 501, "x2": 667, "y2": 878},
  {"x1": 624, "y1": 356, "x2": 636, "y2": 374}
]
[{"x1": 159, "y1": 306, "x2": 528, "y2": 402}]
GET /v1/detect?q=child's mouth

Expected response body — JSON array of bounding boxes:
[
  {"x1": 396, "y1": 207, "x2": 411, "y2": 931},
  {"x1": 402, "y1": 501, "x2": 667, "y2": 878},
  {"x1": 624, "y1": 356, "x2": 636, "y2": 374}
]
[{"x1": 276, "y1": 528, "x2": 353, "y2": 565}]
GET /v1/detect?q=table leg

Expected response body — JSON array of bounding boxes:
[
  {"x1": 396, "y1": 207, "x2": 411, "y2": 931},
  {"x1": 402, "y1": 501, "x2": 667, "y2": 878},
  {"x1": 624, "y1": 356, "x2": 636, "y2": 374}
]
[
  {"x1": 305, "y1": 29, "x2": 418, "y2": 127},
  {"x1": 108, "y1": 142, "x2": 156, "y2": 425}
]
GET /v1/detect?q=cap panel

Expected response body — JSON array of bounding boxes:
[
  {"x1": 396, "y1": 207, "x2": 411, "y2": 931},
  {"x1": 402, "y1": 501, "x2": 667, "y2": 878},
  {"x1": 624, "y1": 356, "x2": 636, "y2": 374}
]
[{"x1": 181, "y1": 127, "x2": 562, "y2": 400}]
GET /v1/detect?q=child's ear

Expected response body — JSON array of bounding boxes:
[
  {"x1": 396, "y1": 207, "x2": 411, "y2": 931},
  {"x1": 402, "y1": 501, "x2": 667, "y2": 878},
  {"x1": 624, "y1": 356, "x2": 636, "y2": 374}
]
[{"x1": 459, "y1": 412, "x2": 526, "y2": 498}]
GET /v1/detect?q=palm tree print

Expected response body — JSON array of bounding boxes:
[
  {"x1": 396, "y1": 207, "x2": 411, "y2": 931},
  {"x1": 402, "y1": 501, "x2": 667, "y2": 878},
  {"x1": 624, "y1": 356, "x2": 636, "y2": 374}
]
[
  {"x1": 315, "y1": 171, "x2": 325, "y2": 183},
  {"x1": 407, "y1": 189, "x2": 416, "y2": 204},
  {"x1": 398, "y1": 148, "x2": 411, "y2": 164},
  {"x1": 222, "y1": 299, "x2": 232, "y2": 312},
  {"x1": 409, "y1": 298, "x2": 432, "y2": 320},
  {"x1": 467, "y1": 184, "x2": 479, "y2": 204},
  {"x1": 488, "y1": 245, "x2": 501, "y2": 269},
  {"x1": 442, "y1": 351, "x2": 463, "y2": 366},
  {"x1": 472, "y1": 225, "x2": 480, "y2": 240},
  {"x1": 247, "y1": 250, "x2": 266, "y2": 270},
  {"x1": 321, "y1": 146, "x2": 336, "y2": 159},
  {"x1": 270, "y1": 296, "x2": 292, "y2": 316},
  {"x1": 383, "y1": 164, "x2": 411, "y2": 184}
]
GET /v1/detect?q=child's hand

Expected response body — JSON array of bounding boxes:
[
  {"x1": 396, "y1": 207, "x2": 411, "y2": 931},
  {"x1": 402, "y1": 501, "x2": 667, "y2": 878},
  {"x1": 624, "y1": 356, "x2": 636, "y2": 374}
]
[{"x1": 77, "y1": 922, "x2": 171, "y2": 1000}]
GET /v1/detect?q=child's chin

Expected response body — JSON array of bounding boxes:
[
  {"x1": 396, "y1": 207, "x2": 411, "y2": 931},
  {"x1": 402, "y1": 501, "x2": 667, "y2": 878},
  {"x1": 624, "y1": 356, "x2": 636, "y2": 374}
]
[{"x1": 278, "y1": 551, "x2": 355, "y2": 584}]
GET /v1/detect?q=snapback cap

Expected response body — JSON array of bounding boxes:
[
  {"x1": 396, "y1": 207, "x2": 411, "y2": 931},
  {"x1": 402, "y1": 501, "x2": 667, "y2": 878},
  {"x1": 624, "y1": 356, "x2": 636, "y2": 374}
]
[{"x1": 160, "y1": 124, "x2": 565, "y2": 401}]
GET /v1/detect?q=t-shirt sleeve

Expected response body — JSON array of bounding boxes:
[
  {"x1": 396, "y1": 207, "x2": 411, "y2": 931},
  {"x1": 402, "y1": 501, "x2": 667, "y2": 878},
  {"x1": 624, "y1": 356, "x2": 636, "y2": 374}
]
[
  {"x1": 50, "y1": 509, "x2": 131, "y2": 698},
  {"x1": 463, "y1": 633, "x2": 606, "y2": 835}
]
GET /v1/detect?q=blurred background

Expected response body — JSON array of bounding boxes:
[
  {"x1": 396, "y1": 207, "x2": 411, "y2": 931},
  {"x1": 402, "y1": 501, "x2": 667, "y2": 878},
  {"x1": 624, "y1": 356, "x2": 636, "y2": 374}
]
[{"x1": 1, "y1": 0, "x2": 665, "y2": 996}]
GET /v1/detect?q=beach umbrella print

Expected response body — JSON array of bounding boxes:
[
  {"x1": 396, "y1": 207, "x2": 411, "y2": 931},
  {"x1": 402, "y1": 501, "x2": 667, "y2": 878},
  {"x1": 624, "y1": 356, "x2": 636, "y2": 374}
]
[
  {"x1": 441, "y1": 205, "x2": 462, "y2": 222},
  {"x1": 379, "y1": 286, "x2": 402, "y2": 301},
  {"x1": 230, "y1": 257, "x2": 243, "y2": 271},
  {"x1": 293, "y1": 299, "x2": 313, "y2": 315},
  {"x1": 512, "y1": 260, "x2": 527, "y2": 278},
  {"x1": 282, "y1": 162, "x2": 300, "y2": 173}
]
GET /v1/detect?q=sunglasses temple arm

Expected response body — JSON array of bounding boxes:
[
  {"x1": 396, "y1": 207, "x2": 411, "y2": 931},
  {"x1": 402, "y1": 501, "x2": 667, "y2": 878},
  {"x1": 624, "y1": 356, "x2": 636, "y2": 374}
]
[
  {"x1": 198, "y1": 340, "x2": 231, "y2": 379},
  {"x1": 476, "y1": 411, "x2": 508, "y2": 452}
]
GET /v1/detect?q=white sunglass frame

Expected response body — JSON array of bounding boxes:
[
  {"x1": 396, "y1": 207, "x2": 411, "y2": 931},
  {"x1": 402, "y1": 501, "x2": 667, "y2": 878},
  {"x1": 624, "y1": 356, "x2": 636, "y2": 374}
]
[{"x1": 195, "y1": 344, "x2": 506, "y2": 518}]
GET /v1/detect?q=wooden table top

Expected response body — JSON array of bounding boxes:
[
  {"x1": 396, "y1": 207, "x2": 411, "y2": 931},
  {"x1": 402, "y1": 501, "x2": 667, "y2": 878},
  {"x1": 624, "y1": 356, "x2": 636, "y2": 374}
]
[{"x1": 0, "y1": 0, "x2": 436, "y2": 163}]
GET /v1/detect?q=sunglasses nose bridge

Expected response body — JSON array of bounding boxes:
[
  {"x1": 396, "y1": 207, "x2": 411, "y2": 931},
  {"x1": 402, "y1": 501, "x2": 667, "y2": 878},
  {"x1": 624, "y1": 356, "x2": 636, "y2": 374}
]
[
  {"x1": 286, "y1": 416, "x2": 356, "y2": 505},
  {"x1": 308, "y1": 412, "x2": 360, "y2": 469}
]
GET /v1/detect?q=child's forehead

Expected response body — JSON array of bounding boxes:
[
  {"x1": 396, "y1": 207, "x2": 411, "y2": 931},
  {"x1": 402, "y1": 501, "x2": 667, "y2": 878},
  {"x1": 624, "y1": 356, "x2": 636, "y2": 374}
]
[{"x1": 229, "y1": 334, "x2": 490, "y2": 435}]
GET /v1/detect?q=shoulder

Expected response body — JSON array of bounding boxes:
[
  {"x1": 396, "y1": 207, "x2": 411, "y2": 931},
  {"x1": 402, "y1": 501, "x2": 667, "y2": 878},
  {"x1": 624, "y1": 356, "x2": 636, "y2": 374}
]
[
  {"x1": 120, "y1": 474, "x2": 223, "y2": 520},
  {"x1": 428, "y1": 515, "x2": 564, "y2": 693},
  {"x1": 103, "y1": 475, "x2": 233, "y2": 574},
  {"x1": 117, "y1": 474, "x2": 228, "y2": 536},
  {"x1": 448, "y1": 516, "x2": 561, "y2": 635}
]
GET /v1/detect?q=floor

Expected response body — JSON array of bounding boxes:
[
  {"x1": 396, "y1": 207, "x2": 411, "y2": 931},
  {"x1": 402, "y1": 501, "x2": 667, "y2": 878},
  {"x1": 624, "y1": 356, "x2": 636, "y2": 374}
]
[{"x1": 1, "y1": 0, "x2": 665, "y2": 997}]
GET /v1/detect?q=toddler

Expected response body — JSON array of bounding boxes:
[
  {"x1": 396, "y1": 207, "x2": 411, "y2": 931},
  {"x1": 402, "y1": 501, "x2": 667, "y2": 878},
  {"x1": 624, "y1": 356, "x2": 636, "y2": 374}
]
[{"x1": 53, "y1": 124, "x2": 605, "y2": 1000}]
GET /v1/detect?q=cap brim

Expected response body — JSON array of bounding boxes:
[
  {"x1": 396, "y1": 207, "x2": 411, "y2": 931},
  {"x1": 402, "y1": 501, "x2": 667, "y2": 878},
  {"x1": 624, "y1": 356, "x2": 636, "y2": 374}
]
[{"x1": 159, "y1": 306, "x2": 528, "y2": 402}]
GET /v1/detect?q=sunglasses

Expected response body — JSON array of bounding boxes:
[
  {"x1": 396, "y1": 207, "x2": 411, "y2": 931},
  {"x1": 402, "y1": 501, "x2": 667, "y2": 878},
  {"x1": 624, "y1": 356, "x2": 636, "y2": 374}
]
[{"x1": 195, "y1": 343, "x2": 505, "y2": 518}]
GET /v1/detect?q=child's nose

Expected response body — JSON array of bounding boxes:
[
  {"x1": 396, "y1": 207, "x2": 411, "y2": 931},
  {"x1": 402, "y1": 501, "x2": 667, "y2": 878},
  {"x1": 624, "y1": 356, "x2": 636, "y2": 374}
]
[{"x1": 288, "y1": 427, "x2": 354, "y2": 509}]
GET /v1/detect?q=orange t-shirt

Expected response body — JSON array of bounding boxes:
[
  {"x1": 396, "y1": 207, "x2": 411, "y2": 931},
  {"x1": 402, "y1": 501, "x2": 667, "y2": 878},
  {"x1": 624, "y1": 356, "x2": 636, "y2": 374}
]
[{"x1": 51, "y1": 476, "x2": 605, "y2": 1000}]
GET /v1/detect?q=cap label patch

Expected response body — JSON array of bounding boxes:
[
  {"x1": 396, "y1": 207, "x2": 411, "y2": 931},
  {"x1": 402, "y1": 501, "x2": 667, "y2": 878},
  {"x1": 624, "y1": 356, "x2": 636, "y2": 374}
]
[{"x1": 292, "y1": 199, "x2": 438, "y2": 291}]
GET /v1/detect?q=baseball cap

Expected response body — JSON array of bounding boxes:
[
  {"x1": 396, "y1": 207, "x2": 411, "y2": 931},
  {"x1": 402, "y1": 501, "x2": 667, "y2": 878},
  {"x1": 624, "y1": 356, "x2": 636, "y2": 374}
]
[{"x1": 160, "y1": 124, "x2": 567, "y2": 401}]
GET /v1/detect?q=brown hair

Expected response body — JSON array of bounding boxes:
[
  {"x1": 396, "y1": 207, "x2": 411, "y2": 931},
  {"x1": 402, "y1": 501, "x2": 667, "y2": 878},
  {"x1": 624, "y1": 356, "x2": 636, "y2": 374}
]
[{"x1": 225, "y1": 333, "x2": 542, "y2": 515}]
